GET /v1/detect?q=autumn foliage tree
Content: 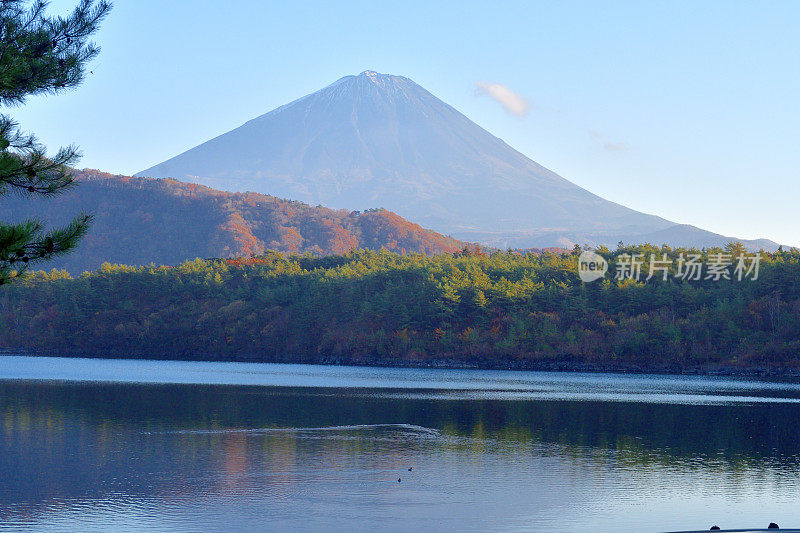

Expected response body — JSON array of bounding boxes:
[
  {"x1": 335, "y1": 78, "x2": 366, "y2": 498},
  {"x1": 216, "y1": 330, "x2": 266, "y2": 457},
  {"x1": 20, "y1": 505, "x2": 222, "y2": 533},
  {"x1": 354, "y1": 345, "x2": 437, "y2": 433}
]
[{"x1": 0, "y1": 0, "x2": 110, "y2": 284}]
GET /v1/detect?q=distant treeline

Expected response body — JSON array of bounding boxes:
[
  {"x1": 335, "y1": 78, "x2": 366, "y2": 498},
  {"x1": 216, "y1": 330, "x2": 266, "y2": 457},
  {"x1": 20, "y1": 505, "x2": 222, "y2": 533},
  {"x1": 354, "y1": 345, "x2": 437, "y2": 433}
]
[{"x1": 1, "y1": 244, "x2": 799, "y2": 374}]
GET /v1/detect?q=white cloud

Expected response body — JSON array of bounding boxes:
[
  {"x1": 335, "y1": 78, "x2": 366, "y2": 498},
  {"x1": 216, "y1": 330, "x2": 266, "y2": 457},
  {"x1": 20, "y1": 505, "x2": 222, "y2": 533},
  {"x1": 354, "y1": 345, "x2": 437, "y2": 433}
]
[
  {"x1": 603, "y1": 141, "x2": 629, "y2": 152},
  {"x1": 476, "y1": 82, "x2": 530, "y2": 117},
  {"x1": 589, "y1": 131, "x2": 630, "y2": 152}
]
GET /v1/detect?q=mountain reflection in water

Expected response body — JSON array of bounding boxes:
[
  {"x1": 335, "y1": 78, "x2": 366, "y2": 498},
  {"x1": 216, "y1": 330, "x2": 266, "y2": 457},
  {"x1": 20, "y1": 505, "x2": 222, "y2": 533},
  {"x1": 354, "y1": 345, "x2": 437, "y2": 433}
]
[{"x1": 2, "y1": 364, "x2": 800, "y2": 532}]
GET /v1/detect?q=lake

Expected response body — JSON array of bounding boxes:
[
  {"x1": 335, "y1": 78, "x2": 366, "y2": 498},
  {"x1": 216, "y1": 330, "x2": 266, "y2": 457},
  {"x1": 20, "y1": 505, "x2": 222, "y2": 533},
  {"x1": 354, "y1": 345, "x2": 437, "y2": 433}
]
[{"x1": 1, "y1": 355, "x2": 800, "y2": 532}]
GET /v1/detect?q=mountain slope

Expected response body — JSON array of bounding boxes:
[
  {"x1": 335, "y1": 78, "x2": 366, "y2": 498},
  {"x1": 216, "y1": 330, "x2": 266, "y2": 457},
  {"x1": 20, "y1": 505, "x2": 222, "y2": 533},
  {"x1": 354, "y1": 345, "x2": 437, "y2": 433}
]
[
  {"x1": 137, "y1": 70, "x2": 778, "y2": 251},
  {"x1": 2, "y1": 170, "x2": 467, "y2": 273}
]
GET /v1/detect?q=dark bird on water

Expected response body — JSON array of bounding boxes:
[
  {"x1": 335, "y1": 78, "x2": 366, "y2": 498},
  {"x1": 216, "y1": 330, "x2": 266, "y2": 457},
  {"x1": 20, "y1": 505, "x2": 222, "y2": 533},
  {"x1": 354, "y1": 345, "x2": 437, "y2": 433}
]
[
  {"x1": 397, "y1": 478, "x2": 401, "y2": 482},
  {"x1": 408, "y1": 467, "x2": 412, "y2": 471}
]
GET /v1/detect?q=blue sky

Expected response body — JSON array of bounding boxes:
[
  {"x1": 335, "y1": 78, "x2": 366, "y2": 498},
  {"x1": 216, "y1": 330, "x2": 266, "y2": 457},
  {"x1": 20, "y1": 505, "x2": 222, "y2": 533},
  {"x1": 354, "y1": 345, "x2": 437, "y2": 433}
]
[{"x1": 12, "y1": 0, "x2": 800, "y2": 245}]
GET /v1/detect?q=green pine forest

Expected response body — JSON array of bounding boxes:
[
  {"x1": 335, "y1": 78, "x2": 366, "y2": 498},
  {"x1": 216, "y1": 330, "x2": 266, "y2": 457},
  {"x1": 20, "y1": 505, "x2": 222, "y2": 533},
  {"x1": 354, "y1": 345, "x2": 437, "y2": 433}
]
[
  {"x1": 1, "y1": 1, "x2": 797, "y2": 378},
  {"x1": 1, "y1": 243, "x2": 799, "y2": 374}
]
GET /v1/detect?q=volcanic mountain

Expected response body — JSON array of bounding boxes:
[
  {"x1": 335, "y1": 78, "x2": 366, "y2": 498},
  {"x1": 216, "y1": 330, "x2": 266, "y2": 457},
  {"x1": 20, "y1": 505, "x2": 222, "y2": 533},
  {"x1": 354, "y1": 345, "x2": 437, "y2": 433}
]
[{"x1": 137, "y1": 71, "x2": 778, "y2": 251}]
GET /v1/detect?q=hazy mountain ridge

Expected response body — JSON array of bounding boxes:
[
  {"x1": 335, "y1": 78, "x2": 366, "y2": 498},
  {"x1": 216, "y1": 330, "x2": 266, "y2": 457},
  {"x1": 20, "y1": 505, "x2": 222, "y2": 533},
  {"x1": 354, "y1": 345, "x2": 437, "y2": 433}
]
[
  {"x1": 137, "y1": 70, "x2": 779, "y2": 251},
  {"x1": 458, "y1": 224, "x2": 781, "y2": 251},
  {"x1": 2, "y1": 170, "x2": 468, "y2": 273}
]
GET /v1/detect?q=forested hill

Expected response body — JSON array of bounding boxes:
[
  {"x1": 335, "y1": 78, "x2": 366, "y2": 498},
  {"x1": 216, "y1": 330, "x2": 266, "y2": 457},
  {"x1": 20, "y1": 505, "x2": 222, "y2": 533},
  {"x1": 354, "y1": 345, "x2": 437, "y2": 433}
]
[
  {"x1": 1, "y1": 170, "x2": 468, "y2": 273},
  {"x1": 2, "y1": 246, "x2": 799, "y2": 374}
]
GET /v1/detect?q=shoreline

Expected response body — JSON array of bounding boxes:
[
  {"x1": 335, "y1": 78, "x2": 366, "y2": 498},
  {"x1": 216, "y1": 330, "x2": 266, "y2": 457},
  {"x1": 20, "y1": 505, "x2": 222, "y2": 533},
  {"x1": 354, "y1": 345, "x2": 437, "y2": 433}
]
[{"x1": 3, "y1": 348, "x2": 800, "y2": 379}]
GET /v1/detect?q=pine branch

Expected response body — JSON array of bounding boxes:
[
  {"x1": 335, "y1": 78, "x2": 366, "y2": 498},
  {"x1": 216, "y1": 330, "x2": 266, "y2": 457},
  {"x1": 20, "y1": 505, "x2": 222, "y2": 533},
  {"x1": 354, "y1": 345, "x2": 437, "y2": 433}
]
[
  {"x1": 0, "y1": 0, "x2": 111, "y2": 105},
  {"x1": 0, "y1": 213, "x2": 91, "y2": 283},
  {"x1": 0, "y1": 0, "x2": 110, "y2": 285}
]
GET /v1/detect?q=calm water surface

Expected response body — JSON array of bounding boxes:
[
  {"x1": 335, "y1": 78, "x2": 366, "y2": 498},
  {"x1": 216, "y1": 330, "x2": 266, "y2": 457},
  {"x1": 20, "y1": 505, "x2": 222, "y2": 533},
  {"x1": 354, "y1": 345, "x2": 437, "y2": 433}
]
[{"x1": 1, "y1": 355, "x2": 800, "y2": 532}]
